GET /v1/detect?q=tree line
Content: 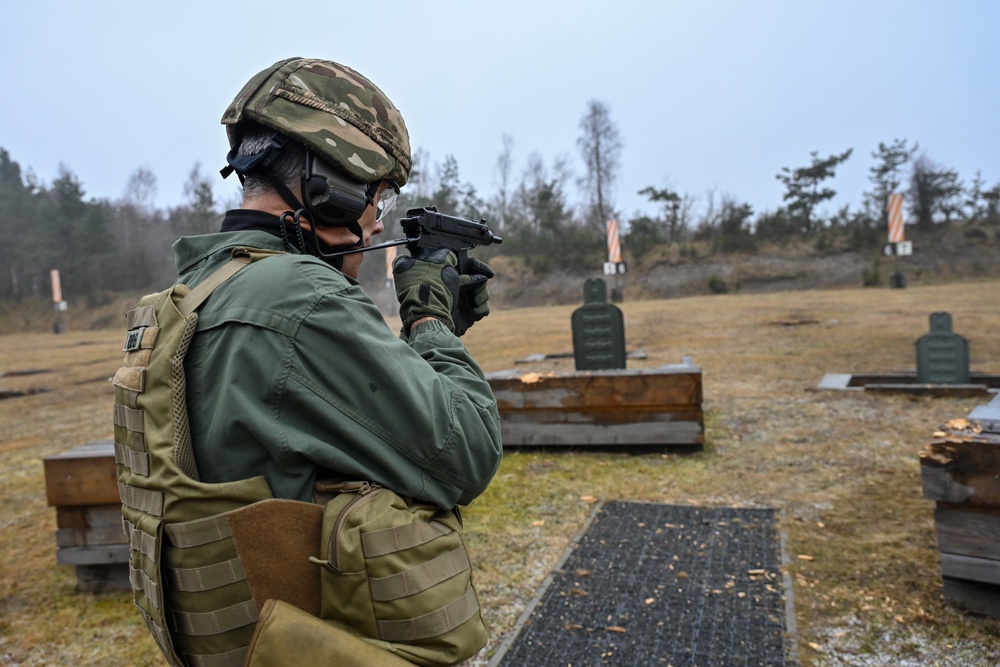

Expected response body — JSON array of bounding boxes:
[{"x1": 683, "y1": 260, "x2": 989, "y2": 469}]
[{"x1": 2, "y1": 102, "x2": 998, "y2": 303}]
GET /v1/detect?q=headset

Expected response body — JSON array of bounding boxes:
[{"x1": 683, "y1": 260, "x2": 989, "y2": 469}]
[
  {"x1": 223, "y1": 136, "x2": 394, "y2": 265},
  {"x1": 302, "y1": 151, "x2": 375, "y2": 230}
]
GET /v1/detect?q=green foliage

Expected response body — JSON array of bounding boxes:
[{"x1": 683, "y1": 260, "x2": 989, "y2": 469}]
[
  {"x1": 909, "y1": 153, "x2": 964, "y2": 229},
  {"x1": 776, "y1": 148, "x2": 853, "y2": 234},
  {"x1": 864, "y1": 139, "x2": 918, "y2": 228},
  {"x1": 707, "y1": 274, "x2": 734, "y2": 294},
  {"x1": 862, "y1": 259, "x2": 882, "y2": 287},
  {"x1": 716, "y1": 198, "x2": 756, "y2": 253},
  {"x1": 2, "y1": 130, "x2": 998, "y2": 303},
  {"x1": 637, "y1": 185, "x2": 687, "y2": 243},
  {"x1": 755, "y1": 208, "x2": 795, "y2": 242},
  {"x1": 624, "y1": 215, "x2": 663, "y2": 260},
  {"x1": 181, "y1": 163, "x2": 220, "y2": 236}
]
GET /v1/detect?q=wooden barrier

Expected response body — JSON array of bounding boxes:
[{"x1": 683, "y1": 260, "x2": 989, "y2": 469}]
[
  {"x1": 43, "y1": 440, "x2": 129, "y2": 592},
  {"x1": 920, "y1": 401, "x2": 1000, "y2": 616},
  {"x1": 486, "y1": 360, "x2": 704, "y2": 451}
]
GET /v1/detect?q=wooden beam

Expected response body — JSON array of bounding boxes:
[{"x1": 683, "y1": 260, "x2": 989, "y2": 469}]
[
  {"x1": 55, "y1": 544, "x2": 129, "y2": 566},
  {"x1": 56, "y1": 526, "x2": 127, "y2": 548},
  {"x1": 56, "y1": 505, "x2": 123, "y2": 529},
  {"x1": 487, "y1": 366, "x2": 704, "y2": 450},
  {"x1": 935, "y1": 504, "x2": 1000, "y2": 559},
  {"x1": 939, "y1": 553, "x2": 1000, "y2": 586},
  {"x1": 942, "y1": 577, "x2": 1000, "y2": 617},
  {"x1": 44, "y1": 440, "x2": 118, "y2": 507},
  {"x1": 920, "y1": 435, "x2": 1000, "y2": 505}
]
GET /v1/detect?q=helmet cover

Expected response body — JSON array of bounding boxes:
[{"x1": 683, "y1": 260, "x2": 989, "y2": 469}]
[{"x1": 222, "y1": 57, "x2": 411, "y2": 187}]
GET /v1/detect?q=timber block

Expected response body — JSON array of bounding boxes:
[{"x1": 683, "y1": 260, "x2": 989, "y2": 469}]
[
  {"x1": 920, "y1": 431, "x2": 1000, "y2": 506},
  {"x1": 486, "y1": 362, "x2": 704, "y2": 451},
  {"x1": 44, "y1": 442, "x2": 129, "y2": 591},
  {"x1": 921, "y1": 408, "x2": 1000, "y2": 617},
  {"x1": 43, "y1": 439, "x2": 118, "y2": 507},
  {"x1": 943, "y1": 577, "x2": 1000, "y2": 617}
]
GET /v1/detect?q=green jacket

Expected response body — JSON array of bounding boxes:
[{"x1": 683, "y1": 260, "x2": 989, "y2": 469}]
[{"x1": 173, "y1": 227, "x2": 502, "y2": 508}]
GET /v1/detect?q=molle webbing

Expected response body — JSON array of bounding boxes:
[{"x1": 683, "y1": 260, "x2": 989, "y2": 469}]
[
  {"x1": 361, "y1": 519, "x2": 452, "y2": 558},
  {"x1": 368, "y1": 545, "x2": 470, "y2": 602},
  {"x1": 113, "y1": 251, "x2": 279, "y2": 667},
  {"x1": 377, "y1": 586, "x2": 481, "y2": 643}
]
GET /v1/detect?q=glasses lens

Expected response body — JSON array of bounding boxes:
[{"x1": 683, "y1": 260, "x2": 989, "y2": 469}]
[{"x1": 376, "y1": 188, "x2": 398, "y2": 222}]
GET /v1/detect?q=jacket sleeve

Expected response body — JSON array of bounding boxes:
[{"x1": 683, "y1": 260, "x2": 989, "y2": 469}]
[{"x1": 278, "y1": 281, "x2": 503, "y2": 508}]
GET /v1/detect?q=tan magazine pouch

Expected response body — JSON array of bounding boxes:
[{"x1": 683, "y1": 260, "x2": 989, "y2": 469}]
[{"x1": 310, "y1": 482, "x2": 488, "y2": 667}]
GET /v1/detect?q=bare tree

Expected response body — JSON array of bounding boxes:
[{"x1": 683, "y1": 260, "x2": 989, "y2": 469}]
[
  {"x1": 577, "y1": 99, "x2": 622, "y2": 232},
  {"x1": 123, "y1": 166, "x2": 158, "y2": 214},
  {"x1": 492, "y1": 133, "x2": 514, "y2": 229}
]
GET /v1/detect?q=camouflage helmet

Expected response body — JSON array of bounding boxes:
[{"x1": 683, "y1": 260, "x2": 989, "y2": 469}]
[{"x1": 222, "y1": 57, "x2": 411, "y2": 187}]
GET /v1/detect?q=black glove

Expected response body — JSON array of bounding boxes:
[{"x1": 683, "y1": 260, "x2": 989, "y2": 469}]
[
  {"x1": 453, "y1": 257, "x2": 493, "y2": 336},
  {"x1": 392, "y1": 247, "x2": 460, "y2": 333}
]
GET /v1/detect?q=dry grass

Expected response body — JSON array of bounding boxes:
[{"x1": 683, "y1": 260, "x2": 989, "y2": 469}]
[{"x1": 2, "y1": 280, "x2": 1000, "y2": 665}]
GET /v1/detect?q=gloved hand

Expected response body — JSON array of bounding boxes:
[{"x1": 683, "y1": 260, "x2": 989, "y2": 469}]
[
  {"x1": 393, "y1": 247, "x2": 460, "y2": 333},
  {"x1": 453, "y1": 257, "x2": 493, "y2": 336}
]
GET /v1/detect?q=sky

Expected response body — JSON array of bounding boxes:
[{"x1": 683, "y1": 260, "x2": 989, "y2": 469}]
[{"x1": 1, "y1": 1, "x2": 998, "y2": 224}]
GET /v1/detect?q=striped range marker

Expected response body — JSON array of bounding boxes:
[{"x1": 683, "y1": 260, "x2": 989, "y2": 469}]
[
  {"x1": 50, "y1": 269, "x2": 62, "y2": 303},
  {"x1": 385, "y1": 245, "x2": 397, "y2": 283},
  {"x1": 607, "y1": 218, "x2": 622, "y2": 264},
  {"x1": 888, "y1": 193, "x2": 904, "y2": 243}
]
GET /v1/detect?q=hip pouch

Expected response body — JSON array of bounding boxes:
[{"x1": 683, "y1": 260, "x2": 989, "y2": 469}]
[{"x1": 310, "y1": 482, "x2": 488, "y2": 667}]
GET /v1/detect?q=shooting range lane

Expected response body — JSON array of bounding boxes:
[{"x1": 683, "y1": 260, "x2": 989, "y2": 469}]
[{"x1": 490, "y1": 501, "x2": 792, "y2": 667}]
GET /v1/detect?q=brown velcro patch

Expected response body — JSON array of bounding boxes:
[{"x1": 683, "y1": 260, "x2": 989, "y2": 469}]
[{"x1": 227, "y1": 499, "x2": 323, "y2": 617}]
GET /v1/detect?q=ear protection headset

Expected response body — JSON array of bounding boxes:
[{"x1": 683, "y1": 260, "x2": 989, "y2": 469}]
[
  {"x1": 302, "y1": 152, "x2": 373, "y2": 228},
  {"x1": 222, "y1": 138, "x2": 383, "y2": 265}
]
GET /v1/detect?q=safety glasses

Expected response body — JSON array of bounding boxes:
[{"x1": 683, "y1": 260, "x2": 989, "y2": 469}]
[{"x1": 375, "y1": 183, "x2": 399, "y2": 223}]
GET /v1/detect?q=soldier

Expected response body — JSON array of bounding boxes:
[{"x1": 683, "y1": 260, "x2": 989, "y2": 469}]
[{"x1": 114, "y1": 57, "x2": 501, "y2": 666}]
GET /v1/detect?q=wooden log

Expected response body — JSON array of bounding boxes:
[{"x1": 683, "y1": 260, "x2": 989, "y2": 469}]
[
  {"x1": 44, "y1": 440, "x2": 119, "y2": 507},
  {"x1": 55, "y1": 544, "x2": 129, "y2": 566},
  {"x1": 942, "y1": 577, "x2": 1000, "y2": 617},
  {"x1": 939, "y1": 553, "x2": 1000, "y2": 586},
  {"x1": 499, "y1": 411, "x2": 703, "y2": 447},
  {"x1": 56, "y1": 505, "x2": 123, "y2": 530},
  {"x1": 920, "y1": 434, "x2": 1000, "y2": 505},
  {"x1": 935, "y1": 504, "x2": 1000, "y2": 560},
  {"x1": 486, "y1": 366, "x2": 704, "y2": 450},
  {"x1": 56, "y1": 525, "x2": 127, "y2": 548}
]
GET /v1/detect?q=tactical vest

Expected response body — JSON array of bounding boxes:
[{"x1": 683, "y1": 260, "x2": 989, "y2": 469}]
[{"x1": 113, "y1": 248, "x2": 279, "y2": 667}]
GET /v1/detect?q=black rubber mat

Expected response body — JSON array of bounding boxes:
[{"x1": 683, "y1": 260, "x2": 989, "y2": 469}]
[{"x1": 490, "y1": 501, "x2": 793, "y2": 667}]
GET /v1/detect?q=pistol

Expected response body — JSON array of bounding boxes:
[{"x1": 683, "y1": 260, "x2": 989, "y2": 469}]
[{"x1": 399, "y1": 207, "x2": 502, "y2": 274}]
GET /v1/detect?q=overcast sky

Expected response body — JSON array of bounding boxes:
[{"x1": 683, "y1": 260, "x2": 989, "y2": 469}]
[{"x1": 2, "y1": 1, "x2": 997, "y2": 224}]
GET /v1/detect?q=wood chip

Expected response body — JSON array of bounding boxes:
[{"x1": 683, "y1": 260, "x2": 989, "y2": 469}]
[{"x1": 605, "y1": 626, "x2": 627, "y2": 633}]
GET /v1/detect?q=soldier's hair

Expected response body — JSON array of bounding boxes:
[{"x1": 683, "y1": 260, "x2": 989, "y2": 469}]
[{"x1": 236, "y1": 122, "x2": 306, "y2": 202}]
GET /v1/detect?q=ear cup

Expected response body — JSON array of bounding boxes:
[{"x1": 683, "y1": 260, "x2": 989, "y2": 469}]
[{"x1": 305, "y1": 175, "x2": 328, "y2": 205}]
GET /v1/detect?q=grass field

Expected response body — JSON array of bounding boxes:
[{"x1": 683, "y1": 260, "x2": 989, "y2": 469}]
[{"x1": 2, "y1": 280, "x2": 999, "y2": 666}]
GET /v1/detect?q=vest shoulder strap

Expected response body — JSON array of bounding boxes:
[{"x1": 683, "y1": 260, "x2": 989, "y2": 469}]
[{"x1": 178, "y1": 246, "x2": 285, "y2": 316}]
